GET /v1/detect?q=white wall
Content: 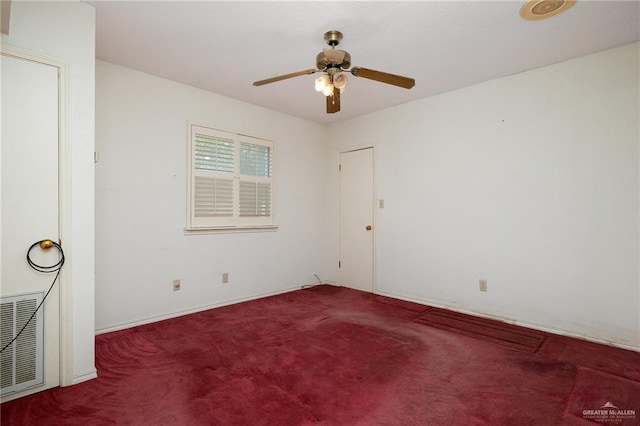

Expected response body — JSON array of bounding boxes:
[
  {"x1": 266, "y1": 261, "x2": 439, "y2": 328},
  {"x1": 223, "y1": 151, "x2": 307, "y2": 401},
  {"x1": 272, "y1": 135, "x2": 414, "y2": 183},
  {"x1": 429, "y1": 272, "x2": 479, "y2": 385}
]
[
  {"x1": 2, "y1": 1, "x2": 97, "y2": 382},
  {"x1": 95, "y1": 61, "x2": 331, "y2": 332},
  {"x1": 96, "y1": 42, "x2": 638, "y2": 349},
  {"x1": 327, "y1": 42, "x2": 640, "y2": 349}
]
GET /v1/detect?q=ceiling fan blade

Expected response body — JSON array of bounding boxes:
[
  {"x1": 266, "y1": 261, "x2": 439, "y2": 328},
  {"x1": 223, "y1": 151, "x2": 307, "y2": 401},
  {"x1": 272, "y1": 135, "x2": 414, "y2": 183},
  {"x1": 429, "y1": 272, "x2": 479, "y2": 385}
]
[
  {"x1": 350, "y1": 67, "x2": 415, "y2": 89},
  {"x1": 253, "y1": 69, "x2": 317, "y2": 86},
  {"x1": 326, "y1": 86, "x2": 341, "y2": 114}
]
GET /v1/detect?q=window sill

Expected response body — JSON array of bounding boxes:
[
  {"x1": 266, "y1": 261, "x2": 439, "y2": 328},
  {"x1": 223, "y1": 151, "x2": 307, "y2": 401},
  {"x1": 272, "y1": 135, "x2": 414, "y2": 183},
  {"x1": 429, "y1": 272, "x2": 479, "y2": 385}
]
[{"x1": 184, "y1": 225, "x2": 278, "y2": 235}]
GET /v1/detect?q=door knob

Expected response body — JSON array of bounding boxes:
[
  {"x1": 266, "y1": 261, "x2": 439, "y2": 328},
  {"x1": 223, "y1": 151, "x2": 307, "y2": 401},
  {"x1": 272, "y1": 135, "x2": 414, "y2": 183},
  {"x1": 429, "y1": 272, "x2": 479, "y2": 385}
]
[{"x1": 365, "y1": 225, "x2": 372, "y2": 231}]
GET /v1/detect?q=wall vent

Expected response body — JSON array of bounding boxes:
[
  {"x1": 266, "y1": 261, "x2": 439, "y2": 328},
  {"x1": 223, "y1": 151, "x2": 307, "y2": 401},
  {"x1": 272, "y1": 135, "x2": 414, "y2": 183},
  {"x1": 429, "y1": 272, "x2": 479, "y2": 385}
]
[
  {"x1": 520, "y1": 0, "x2": 576, "y2": 21},
  {"x1": 1, "y1": 292, "x2": 44, "y2": 396}
]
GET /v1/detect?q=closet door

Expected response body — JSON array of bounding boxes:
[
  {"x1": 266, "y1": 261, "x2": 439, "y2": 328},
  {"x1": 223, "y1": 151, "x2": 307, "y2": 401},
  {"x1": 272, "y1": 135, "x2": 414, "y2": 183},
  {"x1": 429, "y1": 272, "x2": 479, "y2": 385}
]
[{"x1": 1, "y1": 53, "x2": 60, "y2": 399}]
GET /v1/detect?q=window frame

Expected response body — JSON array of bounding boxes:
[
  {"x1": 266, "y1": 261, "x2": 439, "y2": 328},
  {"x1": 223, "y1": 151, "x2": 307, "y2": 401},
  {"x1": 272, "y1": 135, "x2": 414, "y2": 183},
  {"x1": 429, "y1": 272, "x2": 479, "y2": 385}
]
[{"x1": 186, "y1": 124, "x2": 276, "y2": 233}]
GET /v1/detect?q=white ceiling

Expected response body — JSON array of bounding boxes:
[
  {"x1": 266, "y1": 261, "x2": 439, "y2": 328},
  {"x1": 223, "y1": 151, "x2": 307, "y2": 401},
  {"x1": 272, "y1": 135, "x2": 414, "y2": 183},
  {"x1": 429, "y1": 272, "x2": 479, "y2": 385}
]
[{"x1": 90, "y1": 1, "x2": 639, "y2": 124}]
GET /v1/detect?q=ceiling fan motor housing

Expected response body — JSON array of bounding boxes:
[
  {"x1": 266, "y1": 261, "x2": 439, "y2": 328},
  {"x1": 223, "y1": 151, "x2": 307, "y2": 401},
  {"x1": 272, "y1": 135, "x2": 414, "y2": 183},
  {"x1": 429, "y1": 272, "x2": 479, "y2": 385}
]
[{"x1": 316, "y1": 50, "x2": 351, "y2": 70}]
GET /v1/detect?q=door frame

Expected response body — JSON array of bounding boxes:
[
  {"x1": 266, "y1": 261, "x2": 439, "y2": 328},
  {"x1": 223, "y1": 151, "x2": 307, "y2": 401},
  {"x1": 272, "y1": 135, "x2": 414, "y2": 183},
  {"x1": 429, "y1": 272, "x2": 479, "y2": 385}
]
[
  {"x1": 337, "y1": 145, "x2": 376, "y2": 293},
  {"x1": 1, "y1": 44, "x2": 74, "y2": 388}
]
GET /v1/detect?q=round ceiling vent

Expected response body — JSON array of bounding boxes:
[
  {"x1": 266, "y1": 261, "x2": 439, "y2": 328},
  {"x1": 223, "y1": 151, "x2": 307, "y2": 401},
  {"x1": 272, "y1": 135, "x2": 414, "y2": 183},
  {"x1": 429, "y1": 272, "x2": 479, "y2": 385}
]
[{"x1": 520, "y1": 0, "x2": 576, "y2": 20}]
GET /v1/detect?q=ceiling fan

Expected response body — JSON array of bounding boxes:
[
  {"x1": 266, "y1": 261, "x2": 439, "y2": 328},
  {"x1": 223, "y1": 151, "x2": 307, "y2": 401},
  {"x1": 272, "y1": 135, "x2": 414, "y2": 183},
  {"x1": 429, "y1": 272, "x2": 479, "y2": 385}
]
[{"x1": 253, "y1": 30, "x2": 416, "y2": 114}]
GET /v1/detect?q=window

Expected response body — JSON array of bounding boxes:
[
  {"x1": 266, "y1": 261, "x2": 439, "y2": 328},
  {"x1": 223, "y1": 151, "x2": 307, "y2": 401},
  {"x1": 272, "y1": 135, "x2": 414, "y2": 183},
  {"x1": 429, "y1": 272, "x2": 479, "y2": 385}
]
[{"x1": 187, "y1": 125, "x2": 275, "y2": 231}]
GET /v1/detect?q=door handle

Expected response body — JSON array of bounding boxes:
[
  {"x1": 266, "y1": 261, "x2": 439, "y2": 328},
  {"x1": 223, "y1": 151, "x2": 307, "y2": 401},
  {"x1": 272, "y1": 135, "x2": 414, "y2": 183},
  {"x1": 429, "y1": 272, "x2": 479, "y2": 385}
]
[{"x1": 365, "y1": 225, "x2": 372, "y2": 231}]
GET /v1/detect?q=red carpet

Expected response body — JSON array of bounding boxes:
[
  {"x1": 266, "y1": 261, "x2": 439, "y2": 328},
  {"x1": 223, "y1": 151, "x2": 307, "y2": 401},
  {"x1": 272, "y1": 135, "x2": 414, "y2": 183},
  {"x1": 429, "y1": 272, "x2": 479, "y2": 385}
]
[
  {"x1": 373, "y1": 295, "x2": 431, "y2": 313},
  {"x1": 413, "y1": 308, "x2": 547, "y2": 353},
  {"x1": 564, "y1": 367, "x2": 640, "y2": 424},
  {"x1": 2, "y1": 285, "x2": 639, "y2": 425}
]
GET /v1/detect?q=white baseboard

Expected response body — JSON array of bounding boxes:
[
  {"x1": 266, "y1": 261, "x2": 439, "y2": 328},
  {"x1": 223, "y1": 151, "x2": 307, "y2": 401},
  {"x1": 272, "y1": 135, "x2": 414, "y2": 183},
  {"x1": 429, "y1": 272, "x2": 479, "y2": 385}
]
[
  {"x1": 96, "y1": 284, "x2": 637, "y2": 352},
  {"x1": 95, "y1": 284, "x2": 311, "y2": 335},
  {"x1": 375, "y1": 290, "x2": 640, "y2": 353},
  {"x1": 71, "y1": 369, "x2": 98, "y2": 385}
]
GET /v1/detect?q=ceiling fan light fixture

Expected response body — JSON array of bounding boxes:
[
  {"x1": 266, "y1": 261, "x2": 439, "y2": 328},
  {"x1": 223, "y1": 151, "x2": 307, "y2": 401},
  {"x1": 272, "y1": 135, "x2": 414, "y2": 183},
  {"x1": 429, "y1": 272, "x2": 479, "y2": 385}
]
[
  {"x1": 315, "y1": 75, "x2": 330, "y2": 92},
  {"x1": 322, "y1": 84, "x2": 334, "y2": 97},
  {"x1": 333, "y1": 73, "x2": 348, "y2": 91}
]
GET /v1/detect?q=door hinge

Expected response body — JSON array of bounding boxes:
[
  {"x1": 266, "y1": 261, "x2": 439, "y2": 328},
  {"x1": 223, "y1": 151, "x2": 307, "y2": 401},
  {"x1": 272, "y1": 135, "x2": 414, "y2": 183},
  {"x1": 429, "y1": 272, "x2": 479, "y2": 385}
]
[
  {"x1": 338, "y1": 261, "x2": 341, "y2": 268},
  {"x1": 94, "y1": 151, "x2": 99, "y2": 163},
  {"x1": 338, "y1": 164, "x2": 341, "y2": 172}
]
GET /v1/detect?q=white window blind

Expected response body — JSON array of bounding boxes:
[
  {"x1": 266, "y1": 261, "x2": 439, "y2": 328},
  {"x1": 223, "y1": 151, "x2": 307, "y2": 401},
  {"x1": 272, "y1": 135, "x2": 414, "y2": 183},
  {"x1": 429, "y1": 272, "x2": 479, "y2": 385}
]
[
  {"x1": 194, "y1": 134, "x2": 234, "y2": 173},
  {"x1": 239, "y1": 142, "x2": 271, "y2": 177},
  {"x1": 194, "y1": 176, "x2": 234, "y2": 218},
  {"x1": 239, "y1": 181, "x2": 272, "y2": 217},
  {"x1": 188, "y1": 125, "x2": 275, "y2": 230}
]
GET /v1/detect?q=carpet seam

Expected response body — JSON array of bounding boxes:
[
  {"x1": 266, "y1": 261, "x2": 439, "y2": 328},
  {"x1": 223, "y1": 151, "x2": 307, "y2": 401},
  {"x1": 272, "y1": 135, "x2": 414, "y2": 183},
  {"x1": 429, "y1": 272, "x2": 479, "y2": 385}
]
[
  {"x1": 420, "y1": 310, "x2": 548, "y2": 337},
  {"x1": 415, "y1": 322, "x2": 545, "y2": 352},
  {"x1": 413, "y1": 310, "x2": 548, "y2": 353}
]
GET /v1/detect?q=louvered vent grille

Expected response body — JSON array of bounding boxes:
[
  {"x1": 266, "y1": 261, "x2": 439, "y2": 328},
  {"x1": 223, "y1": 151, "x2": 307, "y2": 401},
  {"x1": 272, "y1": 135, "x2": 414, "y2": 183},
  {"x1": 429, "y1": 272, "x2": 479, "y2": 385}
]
[
  {"x1": 1, "y1": 303, "x2": 14, "y2": 389},
  {"x1": 0, "y1": 293, "x2": 44, "y2": 396}
]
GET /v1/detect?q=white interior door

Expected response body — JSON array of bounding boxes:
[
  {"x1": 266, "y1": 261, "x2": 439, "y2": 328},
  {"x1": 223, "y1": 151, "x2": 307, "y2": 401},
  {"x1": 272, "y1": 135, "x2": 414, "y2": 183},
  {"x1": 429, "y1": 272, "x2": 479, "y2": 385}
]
[
  {"x1": 1, "y1": 53, "x2": 60, "y2": 398},
  {"x1": 338, "y1": 148, "x2": 374, "y2": 292}
]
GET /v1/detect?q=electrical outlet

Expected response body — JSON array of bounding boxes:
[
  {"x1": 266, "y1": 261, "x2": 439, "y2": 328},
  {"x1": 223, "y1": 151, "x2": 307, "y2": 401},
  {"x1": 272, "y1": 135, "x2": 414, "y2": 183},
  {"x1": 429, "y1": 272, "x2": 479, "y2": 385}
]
[
  {"x1": 173, "y1": 279, "x2": 181, "y2": 291},
  {"x1": 479, "y1": 279, "x2": 487, "y2": 292},
  {"x1": 222, "y1": 272, "x2": 229, "y2": 284}
]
